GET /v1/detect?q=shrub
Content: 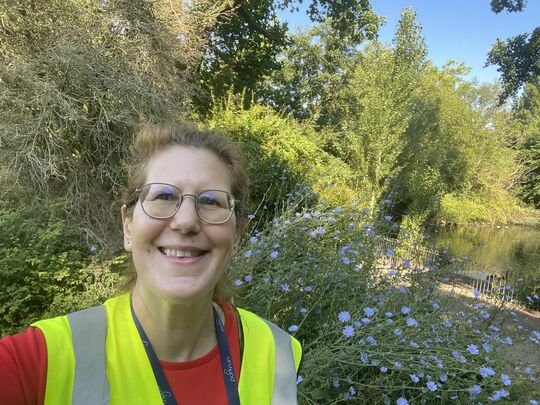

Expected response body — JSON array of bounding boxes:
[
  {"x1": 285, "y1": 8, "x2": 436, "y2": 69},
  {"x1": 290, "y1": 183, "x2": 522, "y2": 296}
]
[
  {"x1": 229, "y1": 198, "x2": 540, "y2": 404},
  {"x1": 207, "y1": 98, "x2": 358, "y2": 223},
  {"x1": 0, "y1": 202, "x2": 123, "y2": 335},
  {"x1": 439, "y1": 193, "x2": 526, "y2": 225}
]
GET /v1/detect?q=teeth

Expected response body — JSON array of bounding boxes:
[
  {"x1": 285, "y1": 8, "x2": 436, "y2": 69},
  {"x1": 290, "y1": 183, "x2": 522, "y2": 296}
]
[{"x1": 163, "y1": 248, "x2": 203, "y2": 258}]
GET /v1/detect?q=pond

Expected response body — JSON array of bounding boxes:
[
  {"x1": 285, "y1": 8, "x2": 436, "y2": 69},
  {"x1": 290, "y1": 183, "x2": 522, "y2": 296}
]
[
  {"x1": 427, "y1": 225, "x2": 540, "y2": 309},
  {"x1": 428, "y1": 224, "x2": 540, "y2": 281}
]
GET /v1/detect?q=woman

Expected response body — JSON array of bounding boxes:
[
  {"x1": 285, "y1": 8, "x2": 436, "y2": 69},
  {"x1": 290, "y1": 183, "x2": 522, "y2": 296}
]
[{"x1": 0, "y1": 123, "x2": 302, "y2": 404}]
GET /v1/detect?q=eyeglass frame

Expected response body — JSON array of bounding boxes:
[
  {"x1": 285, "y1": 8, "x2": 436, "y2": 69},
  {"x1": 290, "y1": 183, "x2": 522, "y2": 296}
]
[{"x1": 135, "y1": 182, "x2": 237, "y2": 225}]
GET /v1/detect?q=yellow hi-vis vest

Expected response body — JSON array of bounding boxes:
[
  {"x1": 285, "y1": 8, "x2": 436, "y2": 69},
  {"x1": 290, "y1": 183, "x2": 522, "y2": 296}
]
[{"x1": 32, "y1": 293, "x2": 302, "y2": 405}]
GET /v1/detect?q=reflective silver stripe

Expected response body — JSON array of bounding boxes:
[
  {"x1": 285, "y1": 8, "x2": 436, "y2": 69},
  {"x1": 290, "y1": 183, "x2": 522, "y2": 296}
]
[
  {"x1": 67, "y1": 305, "x2": 110, "y2": 405},
  {"x1": 262, "y1": 319, "x2": 298, "y2": 405}
]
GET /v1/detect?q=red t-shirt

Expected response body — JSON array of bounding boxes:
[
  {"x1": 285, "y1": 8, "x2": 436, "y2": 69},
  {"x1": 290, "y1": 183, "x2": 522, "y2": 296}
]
[{"x1": 0, "y1": 302, "x2": 241, "y2": 405}]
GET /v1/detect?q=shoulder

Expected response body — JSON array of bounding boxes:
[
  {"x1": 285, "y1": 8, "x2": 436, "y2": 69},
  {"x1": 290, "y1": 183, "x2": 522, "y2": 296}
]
[{"x1": 0, "y1": 327, "x2": 47, "y2": 404}]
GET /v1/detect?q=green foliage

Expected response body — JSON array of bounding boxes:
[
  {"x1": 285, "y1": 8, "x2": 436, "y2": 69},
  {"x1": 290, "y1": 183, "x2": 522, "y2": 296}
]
[
  {"x1": 487, "y1": 1, "x2": 539, "y2": 101},
  {"x1": 0, "y1": 201, "x2": 125, "y2": 335},
  {"x1": 198, "y1": 0, "x2": 383, "y2": 113},
  {"x1": 394, "y1": 66, "x2": 523, "y2": 223},
  {"x1": 514, "y1": 77, "x2": 540, "y2": 208},
  {"x1": 229, "y1": 199, "x2": 539, "y2": 404},
  {"x1": 207, "y1": 97, "x2": 358, "y2": 222},
  {"x1": 0, "y1": 203, "x2": 90, "y2": 334},
  {"x1": 439, "y1": 193, "x2": 525, "y2": 225}
]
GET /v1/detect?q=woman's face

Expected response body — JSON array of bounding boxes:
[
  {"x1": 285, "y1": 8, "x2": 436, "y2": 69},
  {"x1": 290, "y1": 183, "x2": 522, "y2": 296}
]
[{"x1": 122, "y1": 146, "x2": 239, "y2": 305}]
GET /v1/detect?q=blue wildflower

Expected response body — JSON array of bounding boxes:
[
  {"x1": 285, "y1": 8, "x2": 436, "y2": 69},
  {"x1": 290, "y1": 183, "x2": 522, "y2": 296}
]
[
  {"x1": 530, "y1": 400, "x2": 538, "y2": 405},
  {"x1": 489, "y1": 389, "x2": 510, "y2": 401},
  {"x1": 366, "y1": 336, "x2": 377, "y2": 345},
  {"x1": 384, "y1": 215, "x2": 392, "y2": 221},
  {"x1": 234, "y1": 279, "x2": 243, "y2": 286},
  {"x1": 406, "y1": 317, "x2": 418, "y2": 327},
  {"x1": 300, "y1": 307, "x2": 307, "y2": 314},
  {"x1": 366, "y1": 336, "x2": 377, "y2": 346},
  {"x1": 469, "y1": 384, "x2": 482, "y2": 395},
  {"x1": 363, "y1": 307, "x2": 377, "y2": 317},
  {"x1": 393, "y1": 328, "x2": 402, "y2": 336},
  {"x1": 361, "y1": 318, "x2": 370, "y2": 324},
  {"x1": 90, "y1": 246, "x2": 97, "y2": 253},
  {"x1": 249, "y1": 236, "x2": 258, "y2": 244},
  {"x1": 332, "y1": 379, "x2": 340, "y2": 388},
  {"x1": 385, "y1": 312, "x2": 393, "y2": 318},
  {"x1": 474, "y1": 290, "x2": 482, "y2": 298},
  {"x1": 439, "y1": 374, "x2": 448, "y2": 383},
  {"x1": 342, "y1": 325, "x2": 355, "y2": 337},
  {"x1": 410, "y1": 374, "x2": 420, "y2": 383},
  {"x1": 502, "y1": 337, "x2": 513, "y2": 345},
  {"x1": 426, "y1": 381, "x2": 438, "y2": 392},
  {"x1": 467, "y1": 344, "x2": 479, "y2": 355},
  {"x1": 280, "y1": 283, "x2": 289, "y2": 292},
  {"x1": 386, "y1": 248, "x2": 395, "y2": 256},
  {"x1": 288, "y1": 325, "x2": 298, "y2": 332},
  {"x1": 432, "y1": 303, "x2": 440, "y2": 310},
  {"x1": 360, "y1": 352, "x2": 369, "y2": 363},
  {"x1": 410, "y1": 341, "x2": 419, "y2": 349},
  {"x1": 341, "y1": 257, "x2": 352, "y2": 265},
  {"x1": 304, "y1": 285, "x2": 313, "y2": 292},
  {"x1": 481, "y1": 310, "x2": 490, "y2": 319},
  {"x1": 338, "y1": 311, "x2": 351, "y2": 323},
  {"x1": 270, "y1": 251, "x2": 279, "y2": 259},
  {"x1": 480, "y1": 366, "x2": 496, "y2": 378},
  {"x1": 401, "y1": 306, "x2": 411, "y2": 315},
  {"x1": 244, "y1": 250, "x2": 253, "y2": 258},
  {"x1": 396, "y1": 398, "x2": 408, "y2": 405},
  {"x1": 244, "y1": 274, "x2": 252, "y2": 282},
  {"x1": 501, "y1": 374, "x2": 512, "y2": 386},
  {"x1": 380, "y1": 366, "x2": 388, "y2": 373},
  {"x1": 296, "y1": 375, "x2": 303, "y2": 385}
]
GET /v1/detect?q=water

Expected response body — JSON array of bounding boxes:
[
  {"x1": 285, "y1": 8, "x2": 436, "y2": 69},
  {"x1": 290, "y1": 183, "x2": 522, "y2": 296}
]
[
  {"x1": 428, "y1": 225, "x2": 540, "y2": 281},
  {"x1": 427, "y1": 225, "x2": 540, "y2": 308}
]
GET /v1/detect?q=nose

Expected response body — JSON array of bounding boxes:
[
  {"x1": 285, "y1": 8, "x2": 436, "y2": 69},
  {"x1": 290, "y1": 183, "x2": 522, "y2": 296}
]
[{"x1": 169, "y1": 194, "x2": 200, "y2": 233}]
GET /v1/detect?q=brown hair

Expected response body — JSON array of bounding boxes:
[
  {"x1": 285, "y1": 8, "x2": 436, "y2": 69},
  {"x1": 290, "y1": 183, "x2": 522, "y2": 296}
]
[{"x1": 122, "y1": 122, "x2": 248, "y2": 300}]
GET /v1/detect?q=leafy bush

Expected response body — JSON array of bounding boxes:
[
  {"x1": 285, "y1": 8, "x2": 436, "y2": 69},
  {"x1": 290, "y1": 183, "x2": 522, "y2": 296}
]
[
  {"x1": 207, "y1": 98, "x2": 358, "y2": 223},
  {"x1": 0, "y1": 203, "x2": 123, "y2": 335},
  {"x1": 229, "y1": 198, "x2": 540, "y2": 404},
  {"x1": 439, "y1": 193, "x2": 526, "y2": 225}
]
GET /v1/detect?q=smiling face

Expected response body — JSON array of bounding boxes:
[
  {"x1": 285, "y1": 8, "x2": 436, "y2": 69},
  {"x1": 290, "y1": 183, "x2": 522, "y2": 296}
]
[{"x1": 122, "y1": 146, "x2": 239, "y2": 305}]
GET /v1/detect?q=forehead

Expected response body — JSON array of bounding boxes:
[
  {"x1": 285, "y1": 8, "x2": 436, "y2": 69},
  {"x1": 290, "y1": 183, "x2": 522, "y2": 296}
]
[{"x1": 144, "y1": 146, "x2": 232, "y2": 190}]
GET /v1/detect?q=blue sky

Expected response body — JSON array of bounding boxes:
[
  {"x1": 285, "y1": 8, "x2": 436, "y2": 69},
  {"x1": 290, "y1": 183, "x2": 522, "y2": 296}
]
[{"x1": 280, "y1": 0, "x2": 540, "y2": 84}]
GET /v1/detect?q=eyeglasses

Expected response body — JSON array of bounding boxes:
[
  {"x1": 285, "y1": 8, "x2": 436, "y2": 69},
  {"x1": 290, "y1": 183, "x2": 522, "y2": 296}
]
[{"x1": 136, "y1": 183, "x2": 236, "y2": 224}]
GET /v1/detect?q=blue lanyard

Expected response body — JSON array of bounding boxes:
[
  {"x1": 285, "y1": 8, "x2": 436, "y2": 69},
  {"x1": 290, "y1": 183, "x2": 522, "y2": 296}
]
[{"x1": 130, "y1": 299, "x2": 240, "y2": 405}]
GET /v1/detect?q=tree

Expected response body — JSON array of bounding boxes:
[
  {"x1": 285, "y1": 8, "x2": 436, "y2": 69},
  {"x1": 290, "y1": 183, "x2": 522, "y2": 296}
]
[
  {"x1": 197, "y1": 0, "x2": 382, "y2": 112},
  {"x1": 338, "y1": 8, "x2": 428, "y2": 212},
  {"x1": 0, "y1": 0, "x2": 226, "y2": 241},
  {"x1": 486, "y1": 0, "x2": 540, "y2": 101},
  {"x1": 513, "y1": 77, "x2": 540, "y2": 207}
]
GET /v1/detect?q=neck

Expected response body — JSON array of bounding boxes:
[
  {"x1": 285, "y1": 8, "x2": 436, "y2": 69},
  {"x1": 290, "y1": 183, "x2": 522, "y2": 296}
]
[{"x1": 131, "y1": 285, "x2": 224, "y2": 362}]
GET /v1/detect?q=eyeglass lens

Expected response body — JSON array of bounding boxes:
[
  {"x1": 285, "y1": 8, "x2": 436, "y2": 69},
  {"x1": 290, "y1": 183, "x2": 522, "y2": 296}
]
[{"x1": 139, "y1": 183, "x2": 234, "y2": 223}]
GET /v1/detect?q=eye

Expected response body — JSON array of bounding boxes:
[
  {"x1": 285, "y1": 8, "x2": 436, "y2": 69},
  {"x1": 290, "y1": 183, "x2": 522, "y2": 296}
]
[
  {"x1": 198, "y1": 191, "x2": 228, "y2": 208},
  {"x1": 155, "y1": 192, "x2": 175, "y2": 201},
  {"x1": 144, "y1": 185, "x2": 179, "y2": 202}
]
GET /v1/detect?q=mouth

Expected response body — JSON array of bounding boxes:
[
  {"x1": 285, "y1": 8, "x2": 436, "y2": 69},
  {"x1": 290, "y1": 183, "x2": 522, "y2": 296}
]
[{"x1": 159, "y1": 247, "x2": 209, "y2": 258}]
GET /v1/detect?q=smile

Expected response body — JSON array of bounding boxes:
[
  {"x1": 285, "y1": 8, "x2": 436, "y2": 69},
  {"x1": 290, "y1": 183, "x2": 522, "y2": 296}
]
[{"x1": 159, "y1": 247, "x2": 208, "y2": 258}]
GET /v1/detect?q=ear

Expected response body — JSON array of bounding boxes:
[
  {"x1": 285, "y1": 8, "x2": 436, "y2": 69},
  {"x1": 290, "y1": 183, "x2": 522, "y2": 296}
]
[{"x1": 121, "y1": 204, "x2": 133, "y2": 252}]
